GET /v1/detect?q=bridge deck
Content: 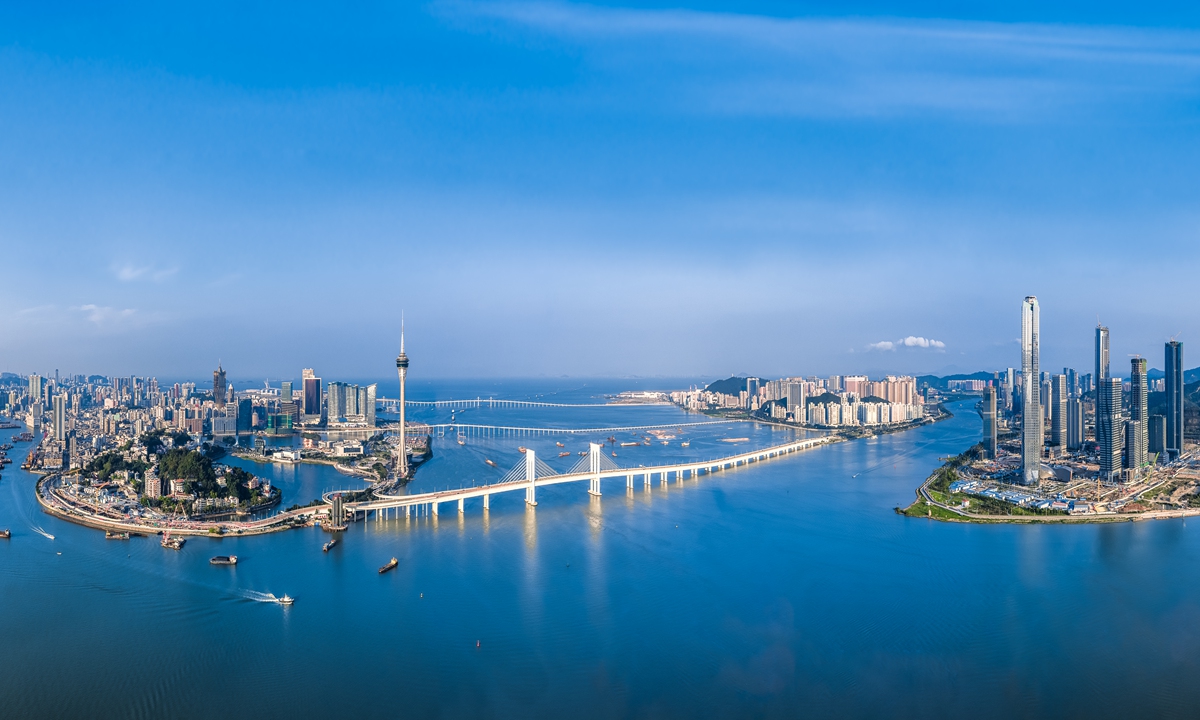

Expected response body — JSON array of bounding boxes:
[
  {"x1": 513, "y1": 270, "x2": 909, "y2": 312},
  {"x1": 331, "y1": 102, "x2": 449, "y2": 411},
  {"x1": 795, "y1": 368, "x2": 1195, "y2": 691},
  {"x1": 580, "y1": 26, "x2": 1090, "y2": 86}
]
[{"x1": 343, "y1": 435, "x2": 835, "y2": 512}]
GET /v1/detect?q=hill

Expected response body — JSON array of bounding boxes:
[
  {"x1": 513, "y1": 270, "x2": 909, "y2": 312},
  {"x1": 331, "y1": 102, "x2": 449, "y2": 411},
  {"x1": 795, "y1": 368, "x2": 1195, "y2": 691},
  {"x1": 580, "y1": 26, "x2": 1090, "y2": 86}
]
[{"x1": 705, "y1": 377, "x2": 750, "y2": 395}]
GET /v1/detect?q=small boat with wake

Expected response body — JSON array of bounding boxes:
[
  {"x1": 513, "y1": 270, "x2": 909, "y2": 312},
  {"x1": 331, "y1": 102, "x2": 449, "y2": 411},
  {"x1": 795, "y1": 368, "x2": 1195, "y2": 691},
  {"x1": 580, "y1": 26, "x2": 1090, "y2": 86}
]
[
  {"x1": 379, "y1": 557, "x2": 399, "y2": 574},
  {"x1": 210, "y1": 555, "x2": 238, "y2": 565},
  {"x1": 556, "y1": 442, "x2": 565, "y2": 448},
  {"x1": 485, "y1": 459, "x2": 498, "y2": 468},
  {"x1": 0, "y1": 529, "x2": 9, "y2": 539},
  {"x1": 558, "y1": 451, "x2": 571, "y2": 457},
  {"x1": 277, "y1": 594, "x2": 294, "y2": 606}
]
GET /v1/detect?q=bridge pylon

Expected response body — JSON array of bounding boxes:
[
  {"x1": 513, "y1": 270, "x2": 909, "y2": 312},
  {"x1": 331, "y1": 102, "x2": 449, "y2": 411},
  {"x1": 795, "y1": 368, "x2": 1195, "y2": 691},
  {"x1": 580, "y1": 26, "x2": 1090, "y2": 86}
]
[
  {"x1": 588, "y1": 442, "x2": 602, "y2": 496},
  {"x1": 525, "y1": 449, "x2": 538, "y2": 506}
]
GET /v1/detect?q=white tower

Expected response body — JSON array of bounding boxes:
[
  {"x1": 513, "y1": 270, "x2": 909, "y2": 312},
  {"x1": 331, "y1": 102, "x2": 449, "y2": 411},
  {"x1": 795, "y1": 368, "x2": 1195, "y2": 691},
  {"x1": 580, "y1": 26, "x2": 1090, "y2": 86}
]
[
  {"x1": 396, "y1": 320, "x2": 409, "y2": 477},
  {"x1": 1021, "y1": 296, "x2": 1042, "y2": 485}
]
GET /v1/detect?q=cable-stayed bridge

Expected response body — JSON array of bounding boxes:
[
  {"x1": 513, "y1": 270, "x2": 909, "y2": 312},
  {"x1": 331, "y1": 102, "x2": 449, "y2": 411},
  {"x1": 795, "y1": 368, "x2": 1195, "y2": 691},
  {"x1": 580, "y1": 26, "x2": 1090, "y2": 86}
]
[
  {"x1": 405, "y1": 420, "x2": 742, "y2": 437},
  {"x1": 330, "y1": 435, "x2": 835, "y2": 520}
]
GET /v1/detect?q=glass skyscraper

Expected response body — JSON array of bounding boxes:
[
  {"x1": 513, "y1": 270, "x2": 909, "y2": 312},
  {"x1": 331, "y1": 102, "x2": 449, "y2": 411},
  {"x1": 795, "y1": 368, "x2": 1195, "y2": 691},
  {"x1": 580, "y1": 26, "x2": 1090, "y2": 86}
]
[
  {"x1": 1021, "y1": 297, "x2": 1041, "y2": 485},
  {"x1": 1127, "y1": 357, "x2": 1148, "y2": 473},
  {"x1": 1098, "y1": 377, "x2": 1124, "y2": 482},
  {"x1": 1166, "y1": 340, "x2": 1184, "y2": 459}
]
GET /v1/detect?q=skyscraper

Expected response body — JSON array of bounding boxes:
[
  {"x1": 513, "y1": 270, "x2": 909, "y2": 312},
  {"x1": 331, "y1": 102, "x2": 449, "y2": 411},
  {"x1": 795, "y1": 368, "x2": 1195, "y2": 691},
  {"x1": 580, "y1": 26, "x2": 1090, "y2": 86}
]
[
  {"x1": 1098, "y1": 377, "x2": 1124, "y2": 482},
  {"x1": 280, "y1": 381, "x2": 292, "y2": 404},
  {"x1": 28, "y1": 374, "x2": 42, "y2": 403},
  {"x1": 302, "y1": 369, "x2": 322, "y2": 420},
  {"x1": 1127, "y1": 357, "x2": 1148, "y2": 473},
  {"x1": 213, "y1": 364, "x2": 227, "y2": 409},
  {"x1": 396, "y1": 324, "x2": 410, "y2": 477},
  {"x1": 1166, "y1": 340, "x2": 1184, "y2": 460},
  {"x1": 1150, "y1": 415, "x2": 1167, "y2": 456},
  {"x1": 52, "y1": 393, "x2": 67, "y2": 442},
  {"x1": 1021, "y1": 297, "x2": 1041, "y2": 485},
  {"x1": 982, "y1": 386, "x2": 997, "y2": 459},
  {"x1": 1050, "y1": 374, "x2": 1067, "y2": 452},
  {"x1": 1067, "y1": 396, "x2": 1084, "y2": 450},
  {"x1": 1095, "y1": 325, "x2": 1110, "y2": 397}
]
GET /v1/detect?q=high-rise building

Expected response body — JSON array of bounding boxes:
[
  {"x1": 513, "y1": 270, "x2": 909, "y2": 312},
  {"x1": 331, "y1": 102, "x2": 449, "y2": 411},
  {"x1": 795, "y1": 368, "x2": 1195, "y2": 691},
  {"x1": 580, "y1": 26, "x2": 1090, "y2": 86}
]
[
  {"x1": 1067, "y1": 397, "x2": 1084, "y2": 450},
  {"x1": 1098, "y1": 377, "x2": 1124, "y2": 482},
  {"x1": 280, "y1": 381, "x2": 292, "y2": 404},
  {"x1": 236, "y1": 398, "x2": 253, "y2": 434},
  {"x1": 213, "y1": 365, "x2": 227, "y2": 409},
  {"x1": 302, "y1": 371, "x2": 322, "y2": 419},
  {"x1": 365, "y1": 383, "x2": 377, "y2": 427},
  {"x1": 1166, "y1": 340, "x2": 1184, "y2": 460},
  {"x1": 1150, "y1": 415, "x2": 1167, "y2": 456},
  {"x1": 982, "y1": 386, "x2": 997, "y2": 459},
  {"x1": 29, "y1": 374, "x2": 42, "y2": 403},
  {"x1": 1127, "y1": 357, "x2": 1148, "y2": 473},
  {"x1": 1095, "y1": 325, "x2": 1110, "y2": 398},
  {"x1": 1050, "y1": 374, "x2": 1067, "y2": 451},
  {"x1": 1021, "y1": 296, "x2": 1041, "y2": 485},
  {"x1": 396, "y1": 324, "x2": 410, "y2": 477},
  {"x1": 52, "y1": 393, "x2": 67, "y2": 442},
  {"x1": 785, "y1": 382, "x2": 806, "y2": 414}
]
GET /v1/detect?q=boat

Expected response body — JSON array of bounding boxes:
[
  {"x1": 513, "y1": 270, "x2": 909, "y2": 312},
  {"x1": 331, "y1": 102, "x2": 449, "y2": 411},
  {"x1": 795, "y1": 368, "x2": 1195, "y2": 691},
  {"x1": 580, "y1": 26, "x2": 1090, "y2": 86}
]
[
  {"x1": 457, "y1": 433, "x2": 465, "y2": 446},
  {"x1": 612, "y1": 451, "x2": 618, "y2": 457},
  {"x1": 160, "y1": 533, "x2": 185, "y2": 550},
  {"x1": 379, "y1": 557, "x2": 399, "y2": 574},
  {"x1": 210, "y1": 555, "x2": 238, "y2": 565},
  {"x1": 105, "y1": 531, "x2": 130, "y2": 540},
  {"x1": 579, "y1": 451, "x2": 587, "y2": 456},
  {"x1": 277, "y1": 594, "x2": 294, "y2": 606},
  {"x1": 558, "y1": 451, "x2": 571, "y2": 458},
  {"x1": 556, "y1": 442, "x2": 565, "y2": 448},
  {"x1": 681, "y1": 441, "x2": 690, "y2": 447},
  {"x1": 518, "y1": 447, "x2": 528, "y2": 454},
  {"x1": 0, "y1": 529, "x2": 9, "y2": 539},
  {"x1": 620, "y1": 441, "x2": 640, "y2": 447},
  {"x1": 485, "y1": 459, "x2": 498, "y2": 468},
  {"x1": 323, "y1": 538, "x2": 337, "y2": 552},
  {"x1": 661, "y1": 441, "x2": 669, "y2": 445}
]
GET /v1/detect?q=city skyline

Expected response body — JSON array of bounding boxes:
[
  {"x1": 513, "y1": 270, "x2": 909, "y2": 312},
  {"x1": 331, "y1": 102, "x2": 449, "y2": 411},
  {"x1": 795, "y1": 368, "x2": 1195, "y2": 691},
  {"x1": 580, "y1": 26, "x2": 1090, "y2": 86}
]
[{"x1": 4, "y1": 3, "x2": 1200, "y2": 378}]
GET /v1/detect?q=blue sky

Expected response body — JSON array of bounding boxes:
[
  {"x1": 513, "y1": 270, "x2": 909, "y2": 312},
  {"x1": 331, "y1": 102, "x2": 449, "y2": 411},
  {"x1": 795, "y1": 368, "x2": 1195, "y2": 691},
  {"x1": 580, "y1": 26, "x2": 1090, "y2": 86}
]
[{"x1": 2, "y1": 1, "x2": 1199, "y2": 381}]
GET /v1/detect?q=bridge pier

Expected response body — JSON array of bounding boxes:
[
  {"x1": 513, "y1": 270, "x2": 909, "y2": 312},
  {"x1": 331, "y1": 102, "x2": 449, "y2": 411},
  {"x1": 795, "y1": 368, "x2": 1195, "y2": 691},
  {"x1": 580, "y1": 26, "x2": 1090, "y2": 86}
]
[
  {"x1": 405, "y1": 505, "x2": 410, "y2": 519},
  {"x1": 432, "y1": 502, "x2": 438, "y2": 517},
  {"x1": 627, "y1": 474, "x2": 633, "y2": 490},
  {"x1": 483, "y1": 493, "x2": 490, "y2": 511},
  {"x1": 458, "y1": 498, "x2": 464, "y2": 514}
]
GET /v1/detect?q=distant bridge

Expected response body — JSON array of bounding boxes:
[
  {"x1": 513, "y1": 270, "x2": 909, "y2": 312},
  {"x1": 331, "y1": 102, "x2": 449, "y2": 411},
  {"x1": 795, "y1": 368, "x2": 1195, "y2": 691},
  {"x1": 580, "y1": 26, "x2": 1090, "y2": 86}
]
[
  {"x1": 388, "y1": 420, "x2": 742, "y2": 437},
  {"x1": 376, "y1": 397, "x2": 668, "y2": 412},
  {"x1": 329, "y1": 435, "x2": 835, "y2": 520}
]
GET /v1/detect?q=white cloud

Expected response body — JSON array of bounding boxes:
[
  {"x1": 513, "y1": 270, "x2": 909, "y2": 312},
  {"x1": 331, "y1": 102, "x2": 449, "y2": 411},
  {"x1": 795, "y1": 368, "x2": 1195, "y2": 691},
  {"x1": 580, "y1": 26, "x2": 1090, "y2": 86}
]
[
  {"x1": 77, "y1": 304, "x2": 136, "y2": 325},
  {"x1": 112, "y1": 263, "x2": 177, "y2": 283},
  {"x1": 445, "y1": 1, "x2": 1200, "y2": 119},
  {"x1": 868, "y1": 336, "x2": 945, "y2": 351}
]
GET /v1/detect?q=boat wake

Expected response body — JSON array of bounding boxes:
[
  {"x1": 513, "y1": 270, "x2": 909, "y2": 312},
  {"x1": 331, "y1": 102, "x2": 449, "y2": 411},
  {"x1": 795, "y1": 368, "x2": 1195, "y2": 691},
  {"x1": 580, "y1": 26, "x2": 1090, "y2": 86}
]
[
  {"x1": 239, "y1": 590, "x2": 279, "y2": 603},
  {"x1": 31, "y1": 526, "x2": 54, "y2": 540}
]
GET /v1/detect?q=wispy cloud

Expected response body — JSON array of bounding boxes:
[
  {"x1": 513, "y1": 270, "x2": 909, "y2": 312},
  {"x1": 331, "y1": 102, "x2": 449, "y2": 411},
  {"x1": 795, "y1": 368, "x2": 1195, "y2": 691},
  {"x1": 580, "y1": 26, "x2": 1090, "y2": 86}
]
[
  {"x1": 76, "y1": 304, "x2": 137, "y2": 325},
  {"x1": 443, "y1": 1, "x2": 1200, "y2": 118},
  {"x1": 869, "y1": 336, "x2": 946, "y2": 351},
  {"x1": 112, "y1": 263, "x2": 178, "y2": 283}
]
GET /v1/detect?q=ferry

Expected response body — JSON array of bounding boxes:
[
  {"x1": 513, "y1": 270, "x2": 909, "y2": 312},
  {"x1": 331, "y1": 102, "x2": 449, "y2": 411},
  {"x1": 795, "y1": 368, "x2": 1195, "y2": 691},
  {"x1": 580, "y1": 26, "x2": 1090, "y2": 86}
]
[
  {"x1": 105, "y1": 531, "x2": 130, "y2": 540},
  {"x1": 160, "y1": 533, "x2": 185, "y2": 550},
  {"x1": 210, "y1": 555, "x2": 238, "y2": 565},
  {"x1": 0, "y1": 529, "x2": 9, "y2": 539},
  {"x1": 485, "y1": 459, "x2": 498, "y2": 468},
  {"x1": 277, "y1": 594, "x2": 295, "y2": 606},
  {"x1": 323, "y1": 538, "x2": 337, "y2": 552},
  {"x1": 379, "y1": 557, "x2": 399, "y2": 574},
  {"x1": 558, "y1": 451, "x2": 571, "y2": 458}
]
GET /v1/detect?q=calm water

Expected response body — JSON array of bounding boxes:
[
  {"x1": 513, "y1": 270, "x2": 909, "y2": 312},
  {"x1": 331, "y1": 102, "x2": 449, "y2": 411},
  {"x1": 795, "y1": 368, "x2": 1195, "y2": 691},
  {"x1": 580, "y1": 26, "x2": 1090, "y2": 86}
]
[{"x1": 3, "y1": 382, "x2": 1200, "y2": 718}]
